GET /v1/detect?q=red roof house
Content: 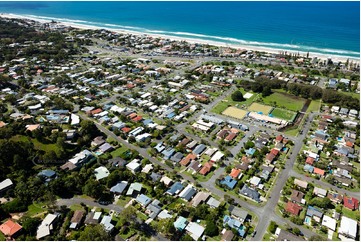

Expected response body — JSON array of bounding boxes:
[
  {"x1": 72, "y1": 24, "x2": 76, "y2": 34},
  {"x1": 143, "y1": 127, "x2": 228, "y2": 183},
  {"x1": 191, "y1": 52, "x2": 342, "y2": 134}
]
[
  {"x1": 343, "y1": 196, "x2": 359, "y2": 210},
  {"x1": 229, "y1": 168, "x2": 241, "y2": 179},
  {"x1": 275, "y1": 135, "x2": 283, "y2": 143},
  {"x1": 285, "y1": 201, "x2": 303, "y2": 216},
  {"x1": 270, "y1": 148, "x2": 279, "y2": 156},
  {"x1": 305, "y1": 157, "x2": 315, "y2": 165},
  {"x1": 199, "y1": 162, "x2": 213, "y2": 175},
  {"x1": 0, "y1": 220, "x2": 22, "y2": 238},
  {"x1": 313, "y1": 167, "x2": 325, "y2": 176}
]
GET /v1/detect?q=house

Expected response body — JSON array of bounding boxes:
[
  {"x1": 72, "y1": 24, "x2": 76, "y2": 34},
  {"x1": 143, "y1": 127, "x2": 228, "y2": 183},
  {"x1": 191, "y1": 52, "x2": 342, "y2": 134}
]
[
  {"x1": 220, "y1": 175, "x2": 237, "y2": 189},
  {"x1": 174, "y1": 216, "x2": 188, "y2": 231},
  {"x1": 98, "y1": 143, "x2": 113, "y2": 153},
  {"x1": 100, "y1": 216, "x2": 114, "y2": 232},
  {"x1": 0, "y1": 178, "x2": 13, "y2": 195},
  {"x1": 150, "y1": 172, "x2": 162, "y2": 182},
  {"x1": 223, "y1": 215, "x2": 247, "y2": 238},
  {"x1": 294, "y1": 179, "x2": 308, "y2": 189},
  {"x1": 180, "y1": 153, "x2": 196, "y2": 166},
  {"x1": 303, "y1": 164, "x2": 314, "y2": 173},
  {"x1": 343, "y1": 196, "x2": 359, "y2": 210},
  {"x1": 0, "y1": 220, "x2": 22, "y2": 238},
  {"x1": 246, "y1": 148, "x2": 256, "y2": 157},
  {"x1": 94, "y1": 166, "x2": 110, "y2": 180},
  {"x1": 338, "y1": 216, "x2": 357, "y2": 240},
  {"x1": 191, "y1": 192, "x2": 210, "y2": 207},
  {"x1": 199, "y1": 162, "x2": 213, "y2": 175},
  {"x1": 193, "y1": 144, "x2": 206, "y2": 156},
  {"x1": 126, "y1": 182, "x2": 143, "y2": 197},
  {"x1": 327, "y1": 192, "x2": 343, "y2": 204},
  {"x1": 239, "y1": 185, "x2": 261, "y2": 202},
  {"x1": 285, "y1": 201, "x2": 302, "y2": 216},
  {"x1": 275, "y1": 135, "x2": 283, "y2": 144},
  {"x1": 306, "y1": 206, "x2": 323, "y2": 222},
  {"x1": 185, "y1": 222, "x2": 205, "y2": 241},
  {"x1": 170, "y1": 152, "x2": 184, "y2": 163},
  {"x1": 230, "y1": 168, "x2": 242, "y2": 179},
  {"x1": 313, "y1": 167, "x2": 325, "y2": 176},
  {"x1": 206, "y1": 197, "x2": 221, "y2": 208},
  {"x1": 157, "y1": 210, "x2": 173, "y2": 220},
  {"x1": 61, "y1": 149, "x2": 93, "y2": 170},
  {"x1": 328, "y1": 78, "x2": 338, "y2": 89},
  {"x1": 179, "y1": 184, "x2": 197, "y2": 201},
  {"x1": 265, "y1": 153, "x2": 275, "y2": 163},
  {"x1": 38, "y1": 170, "x2": 56, "y2": 182},
  {"x1": 160, "y1": 176, "x2": 173, "y2": 187},
  {"x1": 126, "y1": 159, "x2": 141, "y2": 174},
  {"x1": 154, "y1": 142, "x2": 165, "y2": 153},
  {"x1": 36, "y1": 213, "x2": 59, "y2": 240},
  {"x1": 313, "y1": 187, "x2": 327, "y2": 198},
  {"x1": 145, "y1": 200, "x2": 162, "y2": 219},
  {"x1": 229, "y1": 206, "x2": 248, "y2": 222},
  {"x1": 166, "y1": 182, "x2": 184, "y2": 196},
  {"x1": 110, "y1": 181, "x2": 128, "y2": 195},
  {"x1": 141, "y1": 164, "x2": 153, "y2": 174},
  {"x1": 250, "y1": 176, "x2": 261, "y2": 187},
  {"x1": 321, "y1": 215, "x2": 336, "y2": 231},
  {"x1": 221, "y1": 230, "x2": 235, "y2": 241},
  {"x1": 136, "y1": 194, "x2": 152, "y2": 207},
  {"x1": 276, "y1": 229, "x2": 304, "y2": 241},
  {"x1": 69, "y1": 210, "x2": 85, "y2": 229},
  {"x1": 188, "y1": 160, "x2": 201, "y2": 173},
  {"x1": 84, "y1": 212, "x2": 102, "y2": 225},
  {"x1": 108, "y1": 157, "x2": 127, "y2": 167},
  {"x1": 162, "y1": 148, "x2": 175, "y2": 160},
  {"x1": 291, "y1": 190, "x2": 305, "y2": 204},
  {"x1": 305, "y1": 157, "x2": 315, "y2": 165}
]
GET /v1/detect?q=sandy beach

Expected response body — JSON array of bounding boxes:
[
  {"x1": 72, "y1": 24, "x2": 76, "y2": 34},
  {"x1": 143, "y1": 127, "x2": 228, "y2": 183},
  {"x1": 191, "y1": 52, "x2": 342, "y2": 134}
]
[{"x1": 1, "y1": 13, "x2": 359, "y2": 63}]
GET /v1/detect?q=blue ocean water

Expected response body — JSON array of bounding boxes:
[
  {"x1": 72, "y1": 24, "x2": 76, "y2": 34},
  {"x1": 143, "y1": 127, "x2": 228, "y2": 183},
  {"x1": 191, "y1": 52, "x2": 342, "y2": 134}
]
[{"x1": 0, "y1": 1, "x2": 359, "y2": 59}]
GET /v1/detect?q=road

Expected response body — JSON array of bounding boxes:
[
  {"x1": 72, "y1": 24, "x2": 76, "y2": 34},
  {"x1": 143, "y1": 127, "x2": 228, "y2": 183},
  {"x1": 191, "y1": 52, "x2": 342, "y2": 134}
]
[{"x1": 252, "y1": 112, "x2": 319, "y2": 241}]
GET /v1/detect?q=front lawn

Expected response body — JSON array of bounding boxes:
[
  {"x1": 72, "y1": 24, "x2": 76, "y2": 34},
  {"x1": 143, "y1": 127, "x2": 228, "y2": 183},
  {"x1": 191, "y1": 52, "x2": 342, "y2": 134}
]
[
  {"x1": 27, "y1": 202, "x2": 47, "y2": 217},
  {"x1": 110, "y1": 146, "x2": 129, "y2": 158}
]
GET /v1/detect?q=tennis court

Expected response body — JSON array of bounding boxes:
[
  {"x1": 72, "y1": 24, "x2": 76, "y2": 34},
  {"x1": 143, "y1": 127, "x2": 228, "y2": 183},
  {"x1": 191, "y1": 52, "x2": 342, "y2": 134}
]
[
  {"x1": 247, "y1": 103, "x2": 273, "y2": 114},
  {"x1": 222, "y1": 107, "x2": 248, "y2": 120}
]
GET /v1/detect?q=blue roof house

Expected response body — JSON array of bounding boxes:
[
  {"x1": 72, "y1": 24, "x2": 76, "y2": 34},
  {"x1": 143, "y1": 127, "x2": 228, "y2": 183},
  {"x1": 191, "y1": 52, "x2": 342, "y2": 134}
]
[
  {"x1": 303, "y1": 164, "x2": 314, "y2": 173},
  {"x1": 136, "y1": 194, "x2": 152, "y2": 207},
  {"x1": 174, "y1": 216, "x2": 188, "y2": 231},
  {"x1": 246, "y1": 148, "x2": 256, "y2": 157},
  {"x1": 166, "y1": 182, "x2": 184, "y2": 196},
  {"x1": 220, "y1": 175, "x2": 237, "y2": 189}
]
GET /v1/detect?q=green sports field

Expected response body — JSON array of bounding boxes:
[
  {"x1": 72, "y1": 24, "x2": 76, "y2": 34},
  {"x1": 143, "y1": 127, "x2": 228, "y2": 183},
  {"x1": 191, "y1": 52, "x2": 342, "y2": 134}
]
[
  {"x1": 261, "y1": 92, "x2": 306, "y2": 112},
  {"x1": 270, "y1": 108, "x2": 297, "y2": 122}
]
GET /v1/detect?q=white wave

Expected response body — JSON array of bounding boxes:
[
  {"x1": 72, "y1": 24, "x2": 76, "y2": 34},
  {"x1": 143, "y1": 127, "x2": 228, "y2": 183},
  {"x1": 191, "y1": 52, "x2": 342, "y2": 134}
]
[{"x1": 9, "y1": 13, "x2": 360, "y2": 57}]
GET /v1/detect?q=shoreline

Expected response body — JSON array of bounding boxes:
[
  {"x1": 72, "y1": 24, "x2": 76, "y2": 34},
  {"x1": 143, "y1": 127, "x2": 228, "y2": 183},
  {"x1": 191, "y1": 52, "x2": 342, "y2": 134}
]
[{"x1": 1, "y1": 13, "x2": 359, "y2": 63}]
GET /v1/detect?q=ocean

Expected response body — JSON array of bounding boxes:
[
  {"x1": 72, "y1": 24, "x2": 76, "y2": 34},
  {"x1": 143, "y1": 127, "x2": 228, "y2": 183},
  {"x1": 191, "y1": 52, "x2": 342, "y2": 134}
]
[{"x1": 0, "y1": 1, "x2": 359, "y2": 59}]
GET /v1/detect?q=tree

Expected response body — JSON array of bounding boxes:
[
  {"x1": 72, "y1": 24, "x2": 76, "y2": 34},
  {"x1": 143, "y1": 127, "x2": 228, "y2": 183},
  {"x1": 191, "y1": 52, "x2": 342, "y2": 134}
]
[
  {"x1": 156, "y1": 218, "x2": 175, "y2": 236},
  {"x1": 290, "y1": 216, "x2": 303, "y2": 225},
  {"x1": 231, "y1": 90, "x2": 245, "y2": 102},
  {"x1": 78, "y1": 224, "x2": 111, "y2": 241},
  {"x1": 20, "y1": 216, "x2": 41, "y2": 236},
  {"x1": 268, "y1": 221, "x2": 278, "y2": 234},
  {"x1": 262, "y1": 86, "x2": 272, "y2": 97},
  {"x1": 292, "y1": 227, "x2": 301, "y2": 236},
  {"x1": 204, "y1": 220, "x2": 219, "y2": 237},
  {"x1": 117, "y1": 206, "x2": 137, "y2": 227},
  {"x1": 310, "y1": 235, "x2": 324, "y2": 241}
]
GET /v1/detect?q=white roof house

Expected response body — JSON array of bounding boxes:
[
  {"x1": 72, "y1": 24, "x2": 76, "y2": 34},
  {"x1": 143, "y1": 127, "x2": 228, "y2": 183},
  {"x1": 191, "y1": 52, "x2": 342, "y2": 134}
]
[
  {"x1": 321, "y1": 215, "x2": 336, "y2": 231},
  {"x1": 211, "y1": 151, "x2": 224, "y2": 162},
  {"x1": 339, "y1": 216, "x2": 357, "y2": 239},
  {"x1": 94, "y1": 166, "x2": 110, "y2": 180},
  {"x1": 70, "y1": 113, "x2": 80, "y2": 126},
  {"x1": 100, "y1": 215, "x2": 114, "y2": 232},
  {"x1": 185, "y1": 222, "x2": 205, "y2": 241},
  {"x1": 126, "y1": 159, "x2": 141, "y2": 174},
  {"x1": 0, "y1": 178, "x2": 13, "y2": 192},
  {"x1": 36, "y1": 214, "x2": 59, "y2": 239},
  {"x1": 313, "y1": 187, "x2": 327, "y2": 198},
  {"x1": 250, "y1": 176, "x2": 261, "y2": 186}
]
